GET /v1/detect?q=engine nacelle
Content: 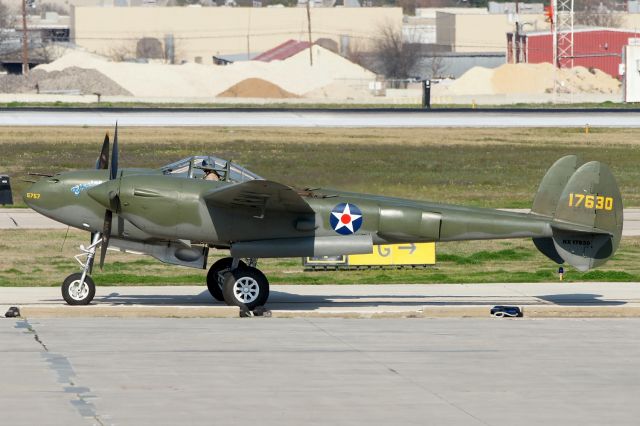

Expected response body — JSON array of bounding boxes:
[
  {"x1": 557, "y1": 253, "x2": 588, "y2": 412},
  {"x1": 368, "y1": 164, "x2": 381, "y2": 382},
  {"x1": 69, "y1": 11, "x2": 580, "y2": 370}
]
[{"x1": 109, "y1": 238, "x2": 208, "y2": 269}]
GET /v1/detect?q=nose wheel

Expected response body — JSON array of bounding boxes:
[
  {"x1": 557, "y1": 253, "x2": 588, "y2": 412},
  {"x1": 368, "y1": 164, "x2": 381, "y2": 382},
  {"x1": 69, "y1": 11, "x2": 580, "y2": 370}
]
[{"x1": 62, "y1": 273, "x2": 96, "y2": 305}]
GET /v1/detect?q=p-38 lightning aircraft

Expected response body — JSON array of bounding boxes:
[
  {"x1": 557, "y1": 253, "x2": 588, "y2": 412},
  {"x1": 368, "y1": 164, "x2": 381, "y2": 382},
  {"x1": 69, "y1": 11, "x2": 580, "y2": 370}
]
[{"x1": 24, "y1": 127, "x2": 623, "y2": 310}]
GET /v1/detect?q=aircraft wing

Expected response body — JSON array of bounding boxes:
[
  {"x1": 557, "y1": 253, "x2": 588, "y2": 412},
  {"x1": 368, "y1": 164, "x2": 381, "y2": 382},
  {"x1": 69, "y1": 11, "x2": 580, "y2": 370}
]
[{"x1": 203, "y1": 180, "x2": 314, "y2": 215}]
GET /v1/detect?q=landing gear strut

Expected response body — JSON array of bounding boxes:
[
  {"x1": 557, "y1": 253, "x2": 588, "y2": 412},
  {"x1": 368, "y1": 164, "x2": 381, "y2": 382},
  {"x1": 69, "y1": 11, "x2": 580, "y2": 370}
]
[
  {"x1": 206, "y1": 256, "x2": 269, "y2": 310},
  {"x1": 62, "y1": 233, "x2": 100, "y2": 305}
]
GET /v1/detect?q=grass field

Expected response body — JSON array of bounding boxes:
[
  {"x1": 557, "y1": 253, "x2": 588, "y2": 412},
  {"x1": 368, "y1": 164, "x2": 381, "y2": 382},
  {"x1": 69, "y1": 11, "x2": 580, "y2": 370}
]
[
  {"x1": 2, "y1": 126, "x2": 640, "y2": 207},
  {"x1": 1, "y1": 125, "x2": 638, "y2": 286},
  {"x1": 1, "y1": 229, "x2": 638, "y2": 287}
]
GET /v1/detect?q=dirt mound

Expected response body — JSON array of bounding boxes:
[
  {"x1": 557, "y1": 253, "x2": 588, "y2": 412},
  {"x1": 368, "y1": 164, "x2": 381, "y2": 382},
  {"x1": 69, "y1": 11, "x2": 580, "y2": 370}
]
[
  {"x1": 37, "y1": 47, "x2": 376, "y2": 99},
  {"x1": 0, "y1": 67, "x2": 131, "y2": 96},
  {"x1": 441, "y1": 63, "x2": 621, "y2": 95},
  {"x1": 492, "y1": 63, "x2": 555, "y2": 94},
  {"x1": 217, "y1": 78, "x2": 298, "y2": 98}
]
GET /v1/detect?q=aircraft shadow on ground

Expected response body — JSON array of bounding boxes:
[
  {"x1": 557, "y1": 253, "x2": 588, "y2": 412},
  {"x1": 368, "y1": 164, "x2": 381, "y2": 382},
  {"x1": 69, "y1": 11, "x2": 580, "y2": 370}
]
[
  {"x1": 536, "y1": 294, "x2": 626, "y2": 306},
  {"x1": 44, "y1": 290, "x2": 627, "y2": 309}
]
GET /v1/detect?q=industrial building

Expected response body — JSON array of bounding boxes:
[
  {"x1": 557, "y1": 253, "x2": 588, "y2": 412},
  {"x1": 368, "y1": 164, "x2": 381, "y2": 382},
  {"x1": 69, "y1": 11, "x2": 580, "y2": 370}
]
[
  {"x1": 70, "y1": 6, "x2": 402, "y2": 64},
  {"x1": 507, "y1": 28, "x2": 640, "y2": 78},
  {"x1": 435, "y1": 9, "x2": 550, "y2": 53}
]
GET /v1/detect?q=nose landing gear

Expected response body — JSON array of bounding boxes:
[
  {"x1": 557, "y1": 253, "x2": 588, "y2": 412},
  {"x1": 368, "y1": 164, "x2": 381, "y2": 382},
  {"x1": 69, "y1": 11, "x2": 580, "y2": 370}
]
[
  {"x1": 62, "y1": 273, "x2": 96, "y2": 305},
  {"x1": 61, "y1": 233, "x2": 101, "y2": 305}
]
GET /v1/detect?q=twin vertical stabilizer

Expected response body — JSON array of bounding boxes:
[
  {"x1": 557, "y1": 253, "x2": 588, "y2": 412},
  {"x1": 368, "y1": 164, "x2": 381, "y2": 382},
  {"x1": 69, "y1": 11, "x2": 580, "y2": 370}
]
[{"x1": 531, "y1": 155, "x2": 623, "y2": 271}]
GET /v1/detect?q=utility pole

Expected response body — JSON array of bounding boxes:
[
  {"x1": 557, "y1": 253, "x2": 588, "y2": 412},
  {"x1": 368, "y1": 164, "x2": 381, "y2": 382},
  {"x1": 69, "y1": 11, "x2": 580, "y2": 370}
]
[
  {"x1": 514, "y1": 0, "x2": 519, "y2": 63},
  {"x1": 21, "y1": 0, "x2": 29, "y2": 75},
  {"x1": 306, "y1": 0, "x2": 313, "y2": 66}
]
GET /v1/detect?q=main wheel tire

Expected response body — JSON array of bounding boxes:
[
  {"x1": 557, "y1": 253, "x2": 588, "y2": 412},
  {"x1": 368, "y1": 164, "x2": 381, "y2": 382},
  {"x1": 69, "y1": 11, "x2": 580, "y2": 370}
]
[
  {"x1": 62, "y1": 273, "x2": 96, "y2": 306},
  {"x1": 222, "y1": 266, "x2": 269, "y2": 310},
  {"x1": 206, "y1": 257, "x2": 246, "y2": 302}
]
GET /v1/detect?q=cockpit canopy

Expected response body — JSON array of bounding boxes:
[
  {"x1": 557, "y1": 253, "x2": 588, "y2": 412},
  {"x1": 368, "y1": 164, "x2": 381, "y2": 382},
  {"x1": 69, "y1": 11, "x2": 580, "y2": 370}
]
[{"x1": 160, "y1": 156, "x2": 263, "y2": 183}]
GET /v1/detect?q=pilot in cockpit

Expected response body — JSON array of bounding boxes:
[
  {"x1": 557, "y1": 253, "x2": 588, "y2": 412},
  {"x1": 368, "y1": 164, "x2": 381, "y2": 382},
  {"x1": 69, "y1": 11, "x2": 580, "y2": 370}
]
[{"x1": 201, "y1": 161, "x2": 221, "y2": 181}]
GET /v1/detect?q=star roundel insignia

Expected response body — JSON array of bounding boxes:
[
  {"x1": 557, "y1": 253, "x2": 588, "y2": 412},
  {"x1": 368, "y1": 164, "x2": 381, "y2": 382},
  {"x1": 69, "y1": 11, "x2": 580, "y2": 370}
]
[{"x1": 330, "y1": 203, "x2": 363, "y2": 235}]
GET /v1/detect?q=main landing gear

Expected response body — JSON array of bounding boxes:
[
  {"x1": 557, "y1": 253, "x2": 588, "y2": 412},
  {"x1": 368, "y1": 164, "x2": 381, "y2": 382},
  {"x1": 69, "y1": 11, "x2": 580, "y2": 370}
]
[
  {"x1": 62, "y1": 233, "x2": 101, "y2": 305},
  {"x1": 59, "y1": 237, "x2": 269, "y2": 310},
  {"x1": 206, "y1": 257, "x2": 270, "y2": 311}
]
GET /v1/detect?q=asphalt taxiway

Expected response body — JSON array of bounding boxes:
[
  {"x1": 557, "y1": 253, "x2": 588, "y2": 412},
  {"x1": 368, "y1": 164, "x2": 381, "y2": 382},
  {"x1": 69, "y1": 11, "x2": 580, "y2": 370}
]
[
  {"x1": 3, "y1": 109, "x2": 640, "y2": 127},
  {"x1": 2, "y1": 317, "x2": 640, "y2": 426}
]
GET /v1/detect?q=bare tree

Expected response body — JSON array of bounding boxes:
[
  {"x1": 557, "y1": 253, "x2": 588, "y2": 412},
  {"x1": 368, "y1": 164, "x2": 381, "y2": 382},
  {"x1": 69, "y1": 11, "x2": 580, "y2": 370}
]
[
  {"x1": 371, "y1": 22, "x2": 420, "y2": 81},
  {"x1": 574, "y1": 0, "x2": 622, "y2": 28},
  {"x1": 0, "y1": 1, "x2": 15, "y2": 34},
  {"x1": 107, "y1": 44, "x2": 135, "y2": 62},
  {"x1": 34, "y1": 40, "x2": 57, "y2": 63},
  {"x1": 0, "y1": 1, "x2": 17, "y2": 57},
  {"x1": 345, "y1": 38, "x2": 369, "y2": 68},
  {"x1": 425, "y1": 54, "x2": 447, "y2": 79}
]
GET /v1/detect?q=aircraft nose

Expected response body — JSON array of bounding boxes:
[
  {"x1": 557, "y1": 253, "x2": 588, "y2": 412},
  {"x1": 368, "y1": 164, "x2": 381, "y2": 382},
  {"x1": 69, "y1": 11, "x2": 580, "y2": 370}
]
[
  {"x1": 23, "y1": 176, "x2": 66, "y2": 213},
  {"x1": 23, "y1": 179, "x2": 46, "y2": 208}
]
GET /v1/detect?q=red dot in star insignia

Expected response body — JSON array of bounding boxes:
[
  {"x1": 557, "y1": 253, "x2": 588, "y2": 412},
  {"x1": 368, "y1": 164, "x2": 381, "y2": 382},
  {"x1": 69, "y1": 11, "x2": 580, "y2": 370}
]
[{"x1": 341, "y1": 214, "x2": 351, "y2": 224}]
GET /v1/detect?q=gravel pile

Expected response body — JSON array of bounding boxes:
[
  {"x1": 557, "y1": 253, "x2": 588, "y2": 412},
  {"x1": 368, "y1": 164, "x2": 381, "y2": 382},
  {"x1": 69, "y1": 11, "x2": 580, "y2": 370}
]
[
  {"x1": 37, "y1": 47, "x2": 376, "y2": 99},
  {"x1": 218, "y1": 78, "x2": 298, "y2": 98},
  {"x1": 0, "y1": 67, "x2": 132, "y2": 96},
  {"x1": 437, "y1": 63, "x2": 621, "y2": 96}
]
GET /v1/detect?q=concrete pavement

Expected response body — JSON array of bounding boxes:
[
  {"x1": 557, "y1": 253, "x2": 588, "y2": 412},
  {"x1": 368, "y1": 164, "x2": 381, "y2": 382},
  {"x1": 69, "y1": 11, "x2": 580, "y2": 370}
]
[
  {"x1": 0, "y1": 208, "x2": 67, "y2": 229},
  {"x1": 2, "y1": 317, "x2": 640, "y2": 425},
  {"x1": 2, "y1": 282, "x2": 640, "y2": 318}
]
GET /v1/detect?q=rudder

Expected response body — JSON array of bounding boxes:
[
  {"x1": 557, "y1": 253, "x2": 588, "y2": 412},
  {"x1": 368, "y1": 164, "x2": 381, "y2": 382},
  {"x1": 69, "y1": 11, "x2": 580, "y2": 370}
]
[
  {"x1": 551, "y1": 161, "x2": 623, "y2": 271},
  {"x1": 532, "y1": 158, "x2": 623, "y2": 271}
]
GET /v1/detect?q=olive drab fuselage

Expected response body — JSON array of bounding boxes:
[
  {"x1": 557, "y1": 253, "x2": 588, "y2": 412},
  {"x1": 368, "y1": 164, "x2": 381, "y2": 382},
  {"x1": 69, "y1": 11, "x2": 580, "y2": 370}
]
[
  {"x1": 25, "y1": 168, "x2": 553, "y2": 247},
  {"x1": 24, "y1": 154, "x2": 623, "y2": 272}
]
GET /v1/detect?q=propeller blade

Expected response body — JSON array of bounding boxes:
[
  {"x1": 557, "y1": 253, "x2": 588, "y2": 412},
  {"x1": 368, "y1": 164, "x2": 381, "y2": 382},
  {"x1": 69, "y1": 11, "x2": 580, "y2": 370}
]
[
  {"x1": 108, "y1": 190, "x2": 121, "y2": 213},
  {"x1": 96, "y1": 132, "x2": 110, "y2": 170},
  {"x1": 99, "y1": 210, "x2": 112, "y2": 270},
  {"x1": 110, "y1": 123, "x2": 119, "y2": 180}
]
